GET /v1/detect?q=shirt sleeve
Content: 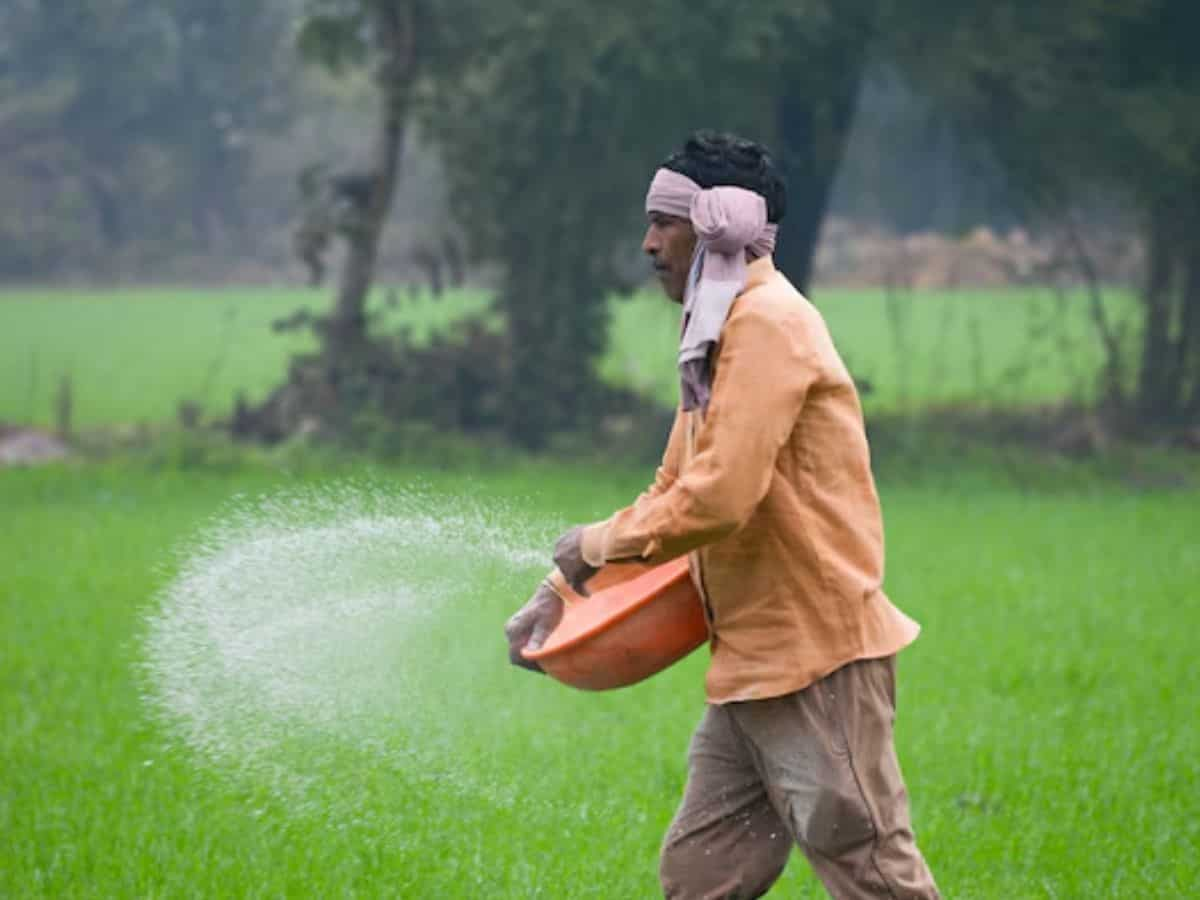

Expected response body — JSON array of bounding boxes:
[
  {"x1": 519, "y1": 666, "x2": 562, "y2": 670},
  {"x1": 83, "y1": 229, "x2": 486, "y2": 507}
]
[
  {"x1": 543, "y1": 408, "x2": 686, "y2": 587},
  {"x1": 579, "y1": 410, "x2": 685, "y2": 566},
  {"x1": 581, "y1": 298, "x2": 816, "y2": 566}
]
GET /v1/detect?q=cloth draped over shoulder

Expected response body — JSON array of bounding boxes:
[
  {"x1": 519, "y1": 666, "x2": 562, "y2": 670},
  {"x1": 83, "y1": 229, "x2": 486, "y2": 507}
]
[{"x1": 645, "y1": 168, "x2": 778, "y2": 412}]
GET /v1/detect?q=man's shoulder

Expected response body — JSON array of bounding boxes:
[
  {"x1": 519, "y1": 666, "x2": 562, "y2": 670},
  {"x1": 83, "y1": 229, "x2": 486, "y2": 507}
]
[{"x1": 732, "y1": 271, "x2": 825, "y2": 336}]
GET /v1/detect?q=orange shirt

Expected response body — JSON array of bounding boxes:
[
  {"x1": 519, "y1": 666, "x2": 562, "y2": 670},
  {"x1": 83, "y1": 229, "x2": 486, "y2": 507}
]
[{"x1": 570, "y1": 256, "x2": 919, "y2": 704}]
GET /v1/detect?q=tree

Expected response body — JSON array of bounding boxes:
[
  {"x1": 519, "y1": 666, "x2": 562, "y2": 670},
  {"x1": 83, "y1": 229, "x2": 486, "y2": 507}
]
[
  {"x1": 424, "y1": 0, "x2": 894, "y2": 444},
  {"x1": 895, "y1": 0, "x2": 1200, "y2": 427},
  {"x1": 425, "y1": 0, "x2": 760, "y2": 443},
  {"x1": 1105, "y1": 4, "x2": 1200, "y2": 425},
  {"x1": 762, "y1": 2, "x2": 881, "y2": 292},
  {"x1": 0, "y1": 0, "x2": 178, "y2": 268},
  {"x1": 296, "y1": 1, "x2": 425, "y2": 354},
  {"x1": 0, "y1": 0, "x2": 297, "y2": 274},
  {"x1": 156, "y1": 0, "x2": 297, "y2": 252}
]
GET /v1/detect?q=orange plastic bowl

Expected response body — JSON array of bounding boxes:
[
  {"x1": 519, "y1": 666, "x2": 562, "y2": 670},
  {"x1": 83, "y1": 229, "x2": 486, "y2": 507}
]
[{"x1": 523, "y1": 557, "x2": 708, "y2": 690}]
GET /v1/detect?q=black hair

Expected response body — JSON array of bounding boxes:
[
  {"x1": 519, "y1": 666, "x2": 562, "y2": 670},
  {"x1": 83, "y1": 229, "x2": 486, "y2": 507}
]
[{"x1": 661, "y1": 131, "x2": 787, "y2": 224}]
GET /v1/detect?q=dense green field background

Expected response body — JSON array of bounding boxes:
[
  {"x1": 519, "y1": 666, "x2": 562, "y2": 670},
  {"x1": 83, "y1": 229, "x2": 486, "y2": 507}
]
[
  {"x1": 3, "y1": 285, "x2": 1197, "y2": 897},
  {"x1": 1, "y1": 284, "x2": 1135, "y2": 427}
]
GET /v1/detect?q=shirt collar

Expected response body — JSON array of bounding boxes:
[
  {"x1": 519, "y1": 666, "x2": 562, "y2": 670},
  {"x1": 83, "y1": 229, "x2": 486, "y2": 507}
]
[{"x1": 743, "y1": 254, "x2": 776, "y2": 293}]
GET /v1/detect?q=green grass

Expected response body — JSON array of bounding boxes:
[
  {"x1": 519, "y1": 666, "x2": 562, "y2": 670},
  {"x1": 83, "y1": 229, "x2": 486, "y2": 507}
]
[
  {"x1": 2, "y1": 458, "x2": 1198, "y2": 898},
  {"x1": 0, "y1": 285, "x2": 490, "y2": 428},
  {"x1": 2, "y1": 281, "x2": 1191, "y2": 896},
  {"x1": 2, "y1": 284, "x2": 1137, "y2": 428}
]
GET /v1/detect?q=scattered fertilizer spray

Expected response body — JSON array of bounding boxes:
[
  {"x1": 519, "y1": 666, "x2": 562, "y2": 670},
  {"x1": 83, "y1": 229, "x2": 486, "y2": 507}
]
[{"x1": 142, "y1": 481, "x2": 558, "y2": 817}]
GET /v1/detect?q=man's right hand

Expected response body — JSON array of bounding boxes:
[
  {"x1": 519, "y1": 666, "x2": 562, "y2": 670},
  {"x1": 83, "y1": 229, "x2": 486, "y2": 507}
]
[{"x1": 504, "y1": 580, "x2": 565, "y2": 673}]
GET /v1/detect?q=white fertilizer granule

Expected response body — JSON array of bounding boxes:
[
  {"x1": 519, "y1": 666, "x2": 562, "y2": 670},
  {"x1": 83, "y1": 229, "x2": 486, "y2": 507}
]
[{"x1": 142, "y1": 481, "x2": 556, "y2": 814}]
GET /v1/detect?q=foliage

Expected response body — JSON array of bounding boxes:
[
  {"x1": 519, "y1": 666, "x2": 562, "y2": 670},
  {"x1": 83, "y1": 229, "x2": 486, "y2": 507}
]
[
  {"x1": 893, "y1": 0, "x2": 1200, "y2": 426},
  {"x1": 0, "y1": 0, "x2": 297, "y2": 275},
  {"x1": 750, "y1": 0, "x2": 883, "y2": 289},
  {"x1": 291, "y1": 0, "x2": 431, "y2": 352},
  {"x1": 422, "y1": 0, "x2": 893, "y2": 443}
]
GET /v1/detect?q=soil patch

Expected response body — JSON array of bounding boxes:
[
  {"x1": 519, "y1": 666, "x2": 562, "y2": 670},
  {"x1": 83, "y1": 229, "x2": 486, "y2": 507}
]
[{"x1": 0, "y1": 424, "x2": 71, "y2": 466}]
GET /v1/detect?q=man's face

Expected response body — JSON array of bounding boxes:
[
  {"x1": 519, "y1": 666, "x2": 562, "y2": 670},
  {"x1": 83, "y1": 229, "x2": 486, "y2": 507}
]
[{"x1": 642, "y1": 212, "x2": 697, "y2": 304}]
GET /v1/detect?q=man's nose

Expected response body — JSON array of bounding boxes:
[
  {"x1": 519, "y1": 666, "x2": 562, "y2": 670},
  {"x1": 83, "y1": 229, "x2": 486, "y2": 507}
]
[{"x1": 641, "y1": 224, "x2": 658, "y2": 256}]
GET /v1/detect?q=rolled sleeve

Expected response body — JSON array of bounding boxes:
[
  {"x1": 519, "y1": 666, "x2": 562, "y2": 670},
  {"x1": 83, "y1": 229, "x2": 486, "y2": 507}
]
[{"x1": 541, "y1": 407, "x2": 686, "y2": 584}]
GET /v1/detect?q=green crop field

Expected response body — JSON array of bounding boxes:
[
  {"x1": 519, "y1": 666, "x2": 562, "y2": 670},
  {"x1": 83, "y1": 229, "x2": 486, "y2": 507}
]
[
  {"x1": 1, "y1": 284, "x2": 1136, "y2": 428},
  {"x1": 0, "y1": 286, "x2": 491, "y2": 428},
  {"x1": 3, "y1": 282, "x2": 1195, "y2": 898},
  {"x1": 605, "y1": 285, "x2": 1139, "y2": 413},
  {"x1": 2, "y1": 459, "x2": 1197, "y2": 898}
]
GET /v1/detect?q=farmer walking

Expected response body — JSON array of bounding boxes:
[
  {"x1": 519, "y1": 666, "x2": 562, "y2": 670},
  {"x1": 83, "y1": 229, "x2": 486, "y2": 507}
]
[{"x1": 506, "y1": 131, "x2": 940, "y2": 899}]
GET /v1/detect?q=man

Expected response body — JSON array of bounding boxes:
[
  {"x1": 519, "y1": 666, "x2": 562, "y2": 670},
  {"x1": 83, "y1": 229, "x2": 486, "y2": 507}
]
[{"x1": 505, "y1": 131, "x2": 940, "y2": 899}]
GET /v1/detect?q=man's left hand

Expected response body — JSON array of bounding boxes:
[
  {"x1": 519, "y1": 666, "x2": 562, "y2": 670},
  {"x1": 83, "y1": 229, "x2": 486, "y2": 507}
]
[
  {"x1": 504, "y1": 581, "x2": 564, "y2": 673},
  {"x1": 554, "y1": 526, "x2": 599, "y2": 595}
]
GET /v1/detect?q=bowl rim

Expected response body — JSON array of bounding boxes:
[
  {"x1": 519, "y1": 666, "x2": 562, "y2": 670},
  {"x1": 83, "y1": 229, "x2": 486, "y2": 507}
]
[{"x1": 522, "y1": 556, "x2": 693, "y2": 661}]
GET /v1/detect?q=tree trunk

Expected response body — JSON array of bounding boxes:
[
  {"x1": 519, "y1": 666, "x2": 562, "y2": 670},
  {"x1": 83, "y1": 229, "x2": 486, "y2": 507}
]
[
  {"x1": 498, "y1": 243, "x2": 611, "y2": 448},
  {"x1": 325, "y1": 4, "x2": 414, "y2": 357},
  {"x1": 1181, "y1": 243, "x2": 1200, "y2": 419},
  {"x1": 1136, "y1": 195, "x2": 1200, "y2": 427},
  {"x1": 85, "y1": 169, "x2": 125, "y2": 248},
  {"x1": 1136, "y1": 206, "x2": 1173, "y2": 422},
  {"x1": 772, "y1": 62, "x2": 866, "y2": 294}
]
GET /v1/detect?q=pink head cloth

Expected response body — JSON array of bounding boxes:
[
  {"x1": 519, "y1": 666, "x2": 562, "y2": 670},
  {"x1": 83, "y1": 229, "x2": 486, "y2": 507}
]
[{"x1": 645, "y1": 168, "x2": 778, "y2": 411}]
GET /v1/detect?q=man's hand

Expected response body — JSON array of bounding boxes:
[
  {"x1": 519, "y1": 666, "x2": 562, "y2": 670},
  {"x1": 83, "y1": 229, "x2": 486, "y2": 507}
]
[
  {"x1": 504, "y1": 581, "x2": 564, "y2": 673},
  {"x1": 554, "y1": 526, "x2": 600, "y2": 596}
]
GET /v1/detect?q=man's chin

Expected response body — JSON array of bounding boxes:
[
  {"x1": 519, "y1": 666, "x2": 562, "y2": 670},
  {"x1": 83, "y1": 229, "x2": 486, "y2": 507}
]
[{"x1": 656, "y1": 274, "x2": 684, "y2": 304}]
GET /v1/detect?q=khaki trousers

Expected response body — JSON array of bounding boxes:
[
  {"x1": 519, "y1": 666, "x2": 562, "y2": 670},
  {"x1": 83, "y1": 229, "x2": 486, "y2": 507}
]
[{"x1": 659, "y1": 657, "x2": 939, "y2": 899}]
